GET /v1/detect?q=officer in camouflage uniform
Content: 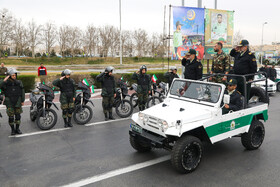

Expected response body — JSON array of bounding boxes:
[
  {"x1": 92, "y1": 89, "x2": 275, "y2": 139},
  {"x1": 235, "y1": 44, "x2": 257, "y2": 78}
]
[
  {"x1": 97, "y1": 66, "x2": 116, "y2": 121},
  {"x1": 132, "y1": 65, "x2": 151, "y2": 111},
  {"x1": 210, "y1": 42, "x2": 230, "y2": 83},
  {"x1": 0, "y1": 68, "x2": 25, "y2": 135},
  {"x1": 53, "y1": 69, "x2": 76, "y2": 128},
  {"x1": 164, "y1": 66, "x2": 179, "y2": 88}
]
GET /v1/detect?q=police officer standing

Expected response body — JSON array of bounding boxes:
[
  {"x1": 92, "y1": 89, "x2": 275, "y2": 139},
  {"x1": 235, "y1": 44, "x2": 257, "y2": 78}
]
[
  {"x1": 230, "y1": 40, "x2": 257, "y2": 101},
  {"x1": 222, "y1": 79, "x2": 243, "y2": 114},
  {"x1": 210, "y1": 42, "x2": 230, "y2": 82},
  {"x1": 53, "y1": 69, "x2": 76, "y2": 128},
  {"x1": 96, "y1": 66, "x2": 116, "y2": 121},
  {"x1": 164, "y1": 66, "x2": 179, "y2": 88},
  {"x1": 0, "y1": 68, "x2": 25, "y2": 135},
  {"x1": 269, "y1": 63, "x2": 277, "y2": 81},
  {"x1": 132, "y1": 65, "x2": 151, "y2": 111},
  {"x1": 182, "y1": 49, "x2": 203, "y2": 80}
]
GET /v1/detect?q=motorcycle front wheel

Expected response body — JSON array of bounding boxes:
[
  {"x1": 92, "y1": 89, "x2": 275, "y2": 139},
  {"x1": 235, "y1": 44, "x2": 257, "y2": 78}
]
[
  {"x1": 115, "y1": 99, "x2": 133, "y2": 118},
  {"x1": 73, "y1": 105, "x2": 93, "y2": 125},
  {"x1": 36, "y1": 108, "x2": 58, "y2": 130}
]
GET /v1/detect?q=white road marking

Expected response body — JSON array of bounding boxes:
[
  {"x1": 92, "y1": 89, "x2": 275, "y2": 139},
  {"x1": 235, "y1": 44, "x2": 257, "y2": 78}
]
[
  {"x1": 9, "y1": 128, "x2": 70, "y2": 138},
  {"x1": 85, "y1": 117, "x2": 131, "y2": 126},
  {"x1": 60, "y1": 155, "x2": 170, "y2": 187}
]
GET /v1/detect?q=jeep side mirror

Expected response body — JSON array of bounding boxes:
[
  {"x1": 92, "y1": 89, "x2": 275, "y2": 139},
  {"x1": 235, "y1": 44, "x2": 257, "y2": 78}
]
[{"x1": 223, "y1": 94, "x2": 230, "y2": 105}]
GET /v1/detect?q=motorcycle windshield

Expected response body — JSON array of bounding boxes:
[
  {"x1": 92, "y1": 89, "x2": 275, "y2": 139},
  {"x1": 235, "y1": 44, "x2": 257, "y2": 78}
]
[{"x1": 78, "y1": 82, "x2": 90, "y2": 91}]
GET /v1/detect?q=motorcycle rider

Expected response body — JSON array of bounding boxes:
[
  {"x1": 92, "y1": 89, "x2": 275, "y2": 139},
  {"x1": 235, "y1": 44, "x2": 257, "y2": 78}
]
[
  {"x1": 132, "y1": 65, "x2": 151, "y2": 111},
  {"x1": 96, "y1": 66, "x2": 116, "y2": 121},
  {"x1": 52, "y1": 69, "x2": 76, "y2": 128},
  {"x1": 0, "y1": 68, "x2": 25, "y2": 135},
  {"x1": 164, "y1": 66, "x2": 179, "y2": 88}
]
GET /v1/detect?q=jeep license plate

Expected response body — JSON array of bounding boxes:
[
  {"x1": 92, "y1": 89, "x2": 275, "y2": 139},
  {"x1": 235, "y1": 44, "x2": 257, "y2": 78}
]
[{"x1": 130, "y1": 123, "x2": 142, "y2": 134}]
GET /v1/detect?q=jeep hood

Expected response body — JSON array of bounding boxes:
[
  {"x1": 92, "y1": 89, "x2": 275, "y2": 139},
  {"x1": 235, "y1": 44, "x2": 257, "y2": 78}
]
[{"x1": 142, "y1": 99, "x2": 213, "y2": 124}]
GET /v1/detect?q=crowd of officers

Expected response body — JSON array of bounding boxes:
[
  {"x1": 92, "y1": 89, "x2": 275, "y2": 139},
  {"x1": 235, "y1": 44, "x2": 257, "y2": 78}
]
[{"x1": 0, "y1": 39, "x2": 273, "y2": 135}]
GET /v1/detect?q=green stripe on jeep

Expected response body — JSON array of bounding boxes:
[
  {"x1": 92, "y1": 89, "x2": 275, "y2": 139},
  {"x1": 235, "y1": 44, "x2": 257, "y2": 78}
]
[{"x1": 205, "y1": 110, "x2": 268, "y2": 138}]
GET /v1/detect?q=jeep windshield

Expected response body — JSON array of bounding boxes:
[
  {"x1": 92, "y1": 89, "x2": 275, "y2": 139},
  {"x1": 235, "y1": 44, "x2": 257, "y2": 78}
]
[{"x1": 170, "y1": 80, "x2": 222, "y2": 103}]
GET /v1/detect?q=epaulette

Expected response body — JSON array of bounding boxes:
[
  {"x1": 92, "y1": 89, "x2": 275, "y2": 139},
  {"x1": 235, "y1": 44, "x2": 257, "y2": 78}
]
[{"x1": 236, "y1": 90, "x2": 241, "y2": 95}]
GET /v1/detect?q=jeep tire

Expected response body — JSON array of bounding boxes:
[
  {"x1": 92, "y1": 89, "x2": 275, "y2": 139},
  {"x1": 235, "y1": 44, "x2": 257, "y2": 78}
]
[
  {"x1": 249, "y1": 87, "x2": 269, "y2": 104},
  {"x1": 129, "y1": 135, "x2": 151, "y2": 152},
  {"x1": 241, "y1": 120, "x2": 265, "y2": 150},
  {"x1": 171, "y1": 135, "x2": 202, "y2": 173},
  {"x1": 277, "y1": 82, "x2": 280, "y2": 92}
]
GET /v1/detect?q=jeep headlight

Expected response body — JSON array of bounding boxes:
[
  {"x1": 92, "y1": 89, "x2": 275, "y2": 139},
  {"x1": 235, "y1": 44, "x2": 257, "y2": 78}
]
[
  {"x1": 143, "y1": 115, "x2": 149, "y2": 123},
  {"x1": 158, "y1": 119, "x2": 168, "y2": 132},
  {"x1": 138, "y1": 112, "x2": 144, "y2": 120}
]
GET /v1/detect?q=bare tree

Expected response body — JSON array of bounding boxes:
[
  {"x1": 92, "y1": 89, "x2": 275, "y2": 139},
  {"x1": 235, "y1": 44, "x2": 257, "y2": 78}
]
[
  {"x1": 43, "y1": 21, "x2": 57, "y2": 55},
  {"x1": 0, "y1": 8, "x2": 14, "y2": 57},
  {"x1": 133, "y1": 29, "x2": 149, "y2": 57},
  {"x1": 99, "y1": 25, "x2": 115, "y2": 57},
  {"x1": 68, "y1": 26, "x2": 82, "y2": 57},
  {"x1": 58, "y1": 25, "x2": 70, "y2": 57},
  {"x1": 84, "y1": 25, "x2": 98, "y2": 57},
  {"x1": 27, "y1": 19, "x2": 42, "y2": 58},
  {"x1": 233, "y1": 30, "x2": 244, "y2": 46},
  {"x1": 12, "y1": 19, "x2": 29, "y2": 56},
  {"x1": 123, "y1": 30, "x2": 134, "y2": 57},
  {"x1": 111, "y1": 27, "x2": 119, "y2": 57},
  {"x1": 149, "y1": 33, "x2": 162, "y2": 58}
]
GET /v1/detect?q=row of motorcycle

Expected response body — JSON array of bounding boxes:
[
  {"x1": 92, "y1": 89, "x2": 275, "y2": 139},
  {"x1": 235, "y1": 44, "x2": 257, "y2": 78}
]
[{"x1": 29, "y1": 79, "x2": 169, "y2": 130}]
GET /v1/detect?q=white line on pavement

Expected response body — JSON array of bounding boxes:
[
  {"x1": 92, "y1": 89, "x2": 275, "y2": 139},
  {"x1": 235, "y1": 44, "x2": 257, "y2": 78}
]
[
  {"x1": 9, "y1": 128, "x2": 70, "y2": 138},
  {"x1": 85, "y1": 117, "x2": 131, "y2": 126},
  {"x1": 60, "y1": 155, "x2": 170, "y2": 187}
]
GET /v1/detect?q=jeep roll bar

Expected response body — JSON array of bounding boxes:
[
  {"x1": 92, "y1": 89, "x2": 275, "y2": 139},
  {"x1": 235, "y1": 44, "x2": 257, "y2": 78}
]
[{"x1": 200, "y1": 72, "x2": 268, "y2": 108}]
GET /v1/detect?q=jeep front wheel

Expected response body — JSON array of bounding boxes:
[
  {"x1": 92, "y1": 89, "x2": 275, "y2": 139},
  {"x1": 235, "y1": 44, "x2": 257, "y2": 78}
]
[
  {"x1": 129, "y1": 135, "x2": 151, "y2": 152},
  {"x1": 171, "y1": 136, "x2": 202, "y2": 173},
  {"x1": 241, "y1": 120, "x2": 265, "y2": 150}
]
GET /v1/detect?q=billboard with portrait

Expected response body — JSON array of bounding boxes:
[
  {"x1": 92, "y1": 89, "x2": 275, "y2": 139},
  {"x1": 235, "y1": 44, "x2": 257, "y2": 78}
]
[
  {"x1": 172, "y1": 6, "x2": 205, "y2": 60},
  {"x1": 205, "y1": 9, "x2": 234, "y2": 59}
]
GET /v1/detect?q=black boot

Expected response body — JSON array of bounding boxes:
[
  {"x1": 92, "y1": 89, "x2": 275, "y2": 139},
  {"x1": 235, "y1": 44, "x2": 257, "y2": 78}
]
[
  {"x1": 10, "y1": 125, "x2": 16, "y2": 136},
  {"x1": 109, "y1": 112, "x2": 115, "y2": 120},
  {"x1": 15, "y1": 124, "x2": 22, "y2": 134},
  {"x1": 68, "y1": 117, "x2": 73, "y2": 127},
  {"x1": 63, "y1": 118, "x2": 68, "y2": 128},
  {"x1": 104, "y1": 113, "x2": 109, "y2": 121}
]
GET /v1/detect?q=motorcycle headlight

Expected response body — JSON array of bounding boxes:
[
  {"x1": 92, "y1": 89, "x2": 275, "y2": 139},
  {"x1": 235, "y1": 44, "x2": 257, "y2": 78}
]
[{"x1": 138, "y1": 112, "x2": 144, "y2": 120}]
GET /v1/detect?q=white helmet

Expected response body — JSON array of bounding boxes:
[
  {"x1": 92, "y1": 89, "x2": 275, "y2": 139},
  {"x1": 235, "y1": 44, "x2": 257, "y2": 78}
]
[
  {"x1": 63, "y1": 69, "x2": 72, "y2": 75},
  {"x1": 8, "y1": 68, "x2": 19, "y2": 75}
]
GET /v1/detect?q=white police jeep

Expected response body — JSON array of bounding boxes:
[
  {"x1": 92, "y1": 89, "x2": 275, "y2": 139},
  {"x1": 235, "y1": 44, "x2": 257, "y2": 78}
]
[{"x1": 129, "y1": 75, "x2": 269, "y2": 173}]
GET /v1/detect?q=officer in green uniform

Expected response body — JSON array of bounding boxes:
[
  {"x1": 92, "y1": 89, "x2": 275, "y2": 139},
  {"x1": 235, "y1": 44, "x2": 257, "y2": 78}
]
[
  {"x1": 222, "y1": 79, "x2": 243, "y2": 114},
  {"x1": 210, "y1": 42, "x2": 230, "y2": 83},
  {"x1": 97, "y1": 66, "x2": 116, "y2": 121},
  {"x1": 164, "y1": 66, "x2": 179, "y2": 88},
  {"x1": 0, "y1": 63, "x2": 8, "y2": 76},
  {"x1": 230, "y1": 40, "x2": 257, "y2": 102},
  {"x1": 53, "y1": 69, "x2": 76, "y2": 128},
  {"x1": 0, "y1": 68, "x2": 25, "y2": 135},
  {"x1": 132, "y1": 65, "x2": 151, "y2": 111}
]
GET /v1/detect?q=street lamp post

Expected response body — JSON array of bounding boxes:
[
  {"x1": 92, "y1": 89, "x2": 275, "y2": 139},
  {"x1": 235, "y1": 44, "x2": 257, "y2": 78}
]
[
  {"x1": 261, "y1": 22, "x2": 268, "y2": 65},
  {"x1": 119, "y1": 0, "x2": 122, "y2": 65}
]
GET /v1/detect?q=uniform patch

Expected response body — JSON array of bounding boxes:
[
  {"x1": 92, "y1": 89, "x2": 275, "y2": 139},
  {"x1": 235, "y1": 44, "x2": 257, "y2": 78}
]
[
  {"x1": 198, "y1": 65, "x2": 202, "y2": 69},
  {"x1": 252, "y1": 58, "x2": 256, "y2": 61}
]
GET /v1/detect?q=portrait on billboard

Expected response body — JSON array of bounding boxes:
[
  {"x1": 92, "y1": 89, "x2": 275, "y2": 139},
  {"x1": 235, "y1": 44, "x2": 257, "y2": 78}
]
[{"x1": 211, "y1": 13, "x2": 227, "y2": 41}]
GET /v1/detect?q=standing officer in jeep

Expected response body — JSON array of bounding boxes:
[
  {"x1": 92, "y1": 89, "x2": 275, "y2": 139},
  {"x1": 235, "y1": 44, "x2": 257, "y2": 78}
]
[
  {"x1": 132, "y1": 65, "x2": 151, "y2": 111},
  {"x1": 182, "y1": 49, "x2": 203, "y2": 80},
  {"x1": 0, "y1": 68, "x2": 25, "y2": 135},
  {"x1": 210, "y1": 42, "x2": 230, "y2": 83},
  {"x1": 230, "y1": 40, "x2": 257, "y2": 101},
  {"x1": 96, "y1": 66, "x2": 116, "y2": 121},
  {"x1": 53, "y1": 69, "x2": 76, "y2": 128}
]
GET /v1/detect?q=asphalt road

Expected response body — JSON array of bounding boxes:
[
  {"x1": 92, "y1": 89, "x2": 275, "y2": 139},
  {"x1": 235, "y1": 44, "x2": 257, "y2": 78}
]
[{"x1": 0, "y1": 93, "x2": 280, "y2": 187}]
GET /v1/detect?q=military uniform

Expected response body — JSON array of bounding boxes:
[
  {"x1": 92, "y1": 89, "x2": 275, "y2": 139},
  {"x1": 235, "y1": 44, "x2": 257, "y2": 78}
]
[
  {"x1": 132, "y1": 72, "x2": 151, "y2": 111},
  {"x1": 53, "y1": 77, "x2": 76, "y2": 127},
  {"x1": 0, "y1": 77, "x2": 25, "y2": 135},
  {"x1": 96, "y1": 72, "x2": 116, "y2": 119},
  {"x1": 230, "y1": 44, "x2": 257, "y2": 101},
  {"x1": 164, "y1": 71, "x2": 179, "y2": 88},
  {"x1": 222, "y1": 89, "x2": 243, "y2": 114},
  {"x1": 211, "y1": 51, "x2": 230, "y2": 83},
  {"x1": 182, "y1": 57, "x2": 203, "y2": 80},
  {"x1": 269, "y1": 67, "x2": 277, "y2": 81},
  {"x1": 0, "y1": 67, "x2": 8, "y2": 76}
]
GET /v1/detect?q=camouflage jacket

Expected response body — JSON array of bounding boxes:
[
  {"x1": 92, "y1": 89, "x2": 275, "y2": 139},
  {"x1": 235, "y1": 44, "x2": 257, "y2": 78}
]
[
  {"x1": 0, "y1": 78, "x2": 25, "y2": 107},
  {"x1": 212, "y1": 51, "x2": 230, "y2": 74},
  {"x1": 53, "y1": 78, "x2": 76, "y2": 104}
]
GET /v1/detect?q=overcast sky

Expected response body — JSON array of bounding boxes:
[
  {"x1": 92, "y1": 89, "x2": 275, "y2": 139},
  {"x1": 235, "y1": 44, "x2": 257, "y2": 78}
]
[{"x1": 1, "y1": 0, "x2": 279, "y2": 45}]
